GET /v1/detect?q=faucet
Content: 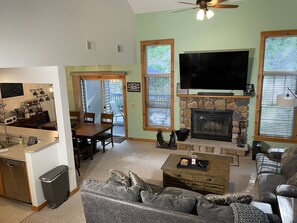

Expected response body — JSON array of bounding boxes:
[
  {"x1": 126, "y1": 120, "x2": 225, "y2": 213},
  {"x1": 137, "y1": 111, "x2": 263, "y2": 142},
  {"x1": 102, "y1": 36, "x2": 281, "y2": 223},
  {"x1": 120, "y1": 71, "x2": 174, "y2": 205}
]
[{"x1": 1, "y1": 123, "x2": 10, "y2": 143}]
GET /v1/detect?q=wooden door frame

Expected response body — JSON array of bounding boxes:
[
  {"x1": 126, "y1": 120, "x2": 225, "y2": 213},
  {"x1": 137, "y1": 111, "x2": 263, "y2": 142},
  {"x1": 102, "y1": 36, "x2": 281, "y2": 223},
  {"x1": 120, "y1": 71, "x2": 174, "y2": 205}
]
[{"x1": 70, "y1": 71, "x2": 128, "y2": 138}]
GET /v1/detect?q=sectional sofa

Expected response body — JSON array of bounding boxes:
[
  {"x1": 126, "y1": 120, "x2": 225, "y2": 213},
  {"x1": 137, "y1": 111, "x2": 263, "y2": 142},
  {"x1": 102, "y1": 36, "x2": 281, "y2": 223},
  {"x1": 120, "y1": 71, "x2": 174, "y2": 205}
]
[{"x1": 80, "y1": 169, "x2": 281, "y2": 223}]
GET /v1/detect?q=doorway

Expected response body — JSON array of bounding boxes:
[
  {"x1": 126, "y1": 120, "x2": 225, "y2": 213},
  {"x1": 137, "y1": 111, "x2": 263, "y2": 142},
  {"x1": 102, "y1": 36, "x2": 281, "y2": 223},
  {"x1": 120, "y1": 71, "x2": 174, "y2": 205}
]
[
  {"x1": 81, "y1": 79, "x2": 125, "y2": 136},
  {"x1": 71, "y1": 71, "x2": 127, "y2": 138}
]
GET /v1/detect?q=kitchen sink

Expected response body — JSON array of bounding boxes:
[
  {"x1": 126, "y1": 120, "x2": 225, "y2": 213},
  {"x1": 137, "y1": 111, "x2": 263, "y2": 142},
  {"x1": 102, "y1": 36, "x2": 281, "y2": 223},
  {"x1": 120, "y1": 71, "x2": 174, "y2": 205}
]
[{"x1": 0, "y1": 140, "x2": 18, "y2": 149}]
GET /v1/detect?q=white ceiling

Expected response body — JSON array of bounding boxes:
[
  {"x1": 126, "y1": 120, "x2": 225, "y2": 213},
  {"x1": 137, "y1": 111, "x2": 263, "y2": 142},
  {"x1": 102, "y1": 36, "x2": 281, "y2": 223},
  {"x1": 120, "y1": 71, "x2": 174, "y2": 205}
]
[{"x1": 127, "y1": 0, "x2": 242, "y2": 14}]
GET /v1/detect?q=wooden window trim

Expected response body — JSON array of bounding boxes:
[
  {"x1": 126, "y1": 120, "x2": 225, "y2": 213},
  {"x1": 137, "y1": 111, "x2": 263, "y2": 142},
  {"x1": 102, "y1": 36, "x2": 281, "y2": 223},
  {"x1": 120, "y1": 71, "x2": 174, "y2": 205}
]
[
  {"x1": 141, "y1": 39, "x2": 174, "y2": 132},
  {"x1": 254, "y1": 30, "x2": 297, "y2": 143}
]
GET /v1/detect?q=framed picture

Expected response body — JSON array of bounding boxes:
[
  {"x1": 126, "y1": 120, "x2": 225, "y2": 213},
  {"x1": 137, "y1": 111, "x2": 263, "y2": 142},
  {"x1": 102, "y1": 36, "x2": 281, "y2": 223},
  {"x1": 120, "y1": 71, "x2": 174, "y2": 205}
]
[
  {"x1": 176, "y1": 83, "x2": 188, "y2": 94},
  {"x1": 127, "y1": 82, "x2": 141, "y2": 92}
]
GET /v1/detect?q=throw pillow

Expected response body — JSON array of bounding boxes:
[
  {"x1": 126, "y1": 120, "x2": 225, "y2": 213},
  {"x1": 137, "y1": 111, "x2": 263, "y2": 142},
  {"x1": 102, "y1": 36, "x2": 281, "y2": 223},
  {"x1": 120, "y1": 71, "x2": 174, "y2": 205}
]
[
  {"x1": 129, "y1": 170, "x2": 152, "y2": 192},
  {"x1": 161, "y1": 187, "x2": 203, "y2": 198},
  {"x1": 281, "y1": 145, "x2": 297, "y2": 165},
  {"x1": 196, "y1": 196, "x2": 234, "y2": 223},
  {"x1": 280, "y1": 154, "x2": 297, "y2": 180},
  {"x1": 230, "y1": 203, "x2": 269, "y2": 223},
  {"x1": 287, "y1": 172, "x2": 297, "y2": 186},
  {"x1": 84, "y1": 179, "x2": 141, "y2": 202},
  {"x1": 109, "y1": 169, "x2": 131, "y2": 186},
  {"x1": 204, "y1": 193, "x2": 253, "y2": 206},
  {"x1": 140, "y1": 190, "x2": 197, "y2": 214}
]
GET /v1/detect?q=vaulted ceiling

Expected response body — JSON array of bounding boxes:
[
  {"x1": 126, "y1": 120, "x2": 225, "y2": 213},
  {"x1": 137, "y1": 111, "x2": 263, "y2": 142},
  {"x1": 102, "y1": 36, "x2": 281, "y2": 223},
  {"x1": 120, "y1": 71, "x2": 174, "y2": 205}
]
[{"x1": 127, "y1": 0, "x2": 242, "y2": 14}]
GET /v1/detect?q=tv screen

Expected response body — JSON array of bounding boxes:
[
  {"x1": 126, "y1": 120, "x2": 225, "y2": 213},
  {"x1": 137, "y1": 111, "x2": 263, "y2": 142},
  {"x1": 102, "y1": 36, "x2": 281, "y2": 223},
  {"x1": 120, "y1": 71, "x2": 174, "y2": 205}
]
[
  {"x1": 179, "y1": 51, "x2": 249, "y2": 90},
  {"x1": 0, "y1": 83, "x2": 24, "y2": 99}
]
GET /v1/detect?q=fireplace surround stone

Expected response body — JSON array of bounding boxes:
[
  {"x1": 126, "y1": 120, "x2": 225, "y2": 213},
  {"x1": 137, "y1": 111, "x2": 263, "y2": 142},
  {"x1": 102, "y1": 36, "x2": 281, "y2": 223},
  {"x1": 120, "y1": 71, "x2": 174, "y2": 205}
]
[{"x1": 179, "y1": 97, "x2": 249, "y2": 144}]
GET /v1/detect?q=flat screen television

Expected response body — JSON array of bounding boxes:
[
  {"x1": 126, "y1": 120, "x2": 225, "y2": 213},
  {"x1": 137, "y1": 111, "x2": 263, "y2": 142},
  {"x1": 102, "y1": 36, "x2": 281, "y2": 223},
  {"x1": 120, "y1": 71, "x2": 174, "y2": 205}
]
[
  {"x1": 0, "y1": 83, "x2": 24, "y2": 99},
  {"x1": 179, "y1": 50, "x2": 249, "y2": 90}
]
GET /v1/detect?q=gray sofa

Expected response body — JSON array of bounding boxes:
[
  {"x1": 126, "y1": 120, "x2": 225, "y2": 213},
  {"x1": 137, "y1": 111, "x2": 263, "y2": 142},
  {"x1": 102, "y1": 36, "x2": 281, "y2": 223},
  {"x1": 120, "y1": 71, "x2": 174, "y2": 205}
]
[
  {"x1": 256, "y1": 146, "x2": 297, "y2": 213},
  {"x1": 80, "y1": 170, "x2": 280, "y2": 223}
]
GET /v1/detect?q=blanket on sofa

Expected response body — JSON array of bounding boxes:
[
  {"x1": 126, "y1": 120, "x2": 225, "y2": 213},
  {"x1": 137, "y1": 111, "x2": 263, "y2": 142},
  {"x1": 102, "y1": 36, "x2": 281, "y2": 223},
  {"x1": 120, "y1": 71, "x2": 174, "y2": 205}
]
[{"x1": 230, "y1": 203, "x2": 269, "y2": 223}]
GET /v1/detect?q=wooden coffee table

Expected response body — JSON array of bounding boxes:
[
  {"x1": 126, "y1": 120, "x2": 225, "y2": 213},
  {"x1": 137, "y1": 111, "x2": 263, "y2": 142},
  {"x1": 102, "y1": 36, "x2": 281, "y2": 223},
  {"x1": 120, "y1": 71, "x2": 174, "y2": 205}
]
[{"x1": 161, "y1": 154, "x2": 230, "y2": 194}]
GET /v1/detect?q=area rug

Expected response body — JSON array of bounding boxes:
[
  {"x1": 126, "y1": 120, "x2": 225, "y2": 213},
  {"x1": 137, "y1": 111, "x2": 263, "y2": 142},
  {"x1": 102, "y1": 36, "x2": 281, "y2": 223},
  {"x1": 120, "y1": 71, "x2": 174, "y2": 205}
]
[{"x1": 113, "y1": 136, "x2": 125, "y2": 144}]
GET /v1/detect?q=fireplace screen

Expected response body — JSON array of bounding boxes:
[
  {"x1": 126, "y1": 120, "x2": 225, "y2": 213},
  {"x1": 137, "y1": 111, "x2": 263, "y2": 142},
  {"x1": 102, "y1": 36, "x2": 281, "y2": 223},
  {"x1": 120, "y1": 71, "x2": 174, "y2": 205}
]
[{"x1": 191, "y1": 109, "x2": 233, "y2": 142}]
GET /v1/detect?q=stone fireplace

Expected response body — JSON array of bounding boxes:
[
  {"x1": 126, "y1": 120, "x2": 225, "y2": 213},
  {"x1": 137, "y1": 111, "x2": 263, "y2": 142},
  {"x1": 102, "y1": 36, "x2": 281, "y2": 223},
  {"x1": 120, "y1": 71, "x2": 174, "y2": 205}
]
[
  {"x1": 191, "y1": 109, "x2": 233, "y2": 142},
  {"x1": 179, "y1": 97, "x2": 249, "y2": 144}
]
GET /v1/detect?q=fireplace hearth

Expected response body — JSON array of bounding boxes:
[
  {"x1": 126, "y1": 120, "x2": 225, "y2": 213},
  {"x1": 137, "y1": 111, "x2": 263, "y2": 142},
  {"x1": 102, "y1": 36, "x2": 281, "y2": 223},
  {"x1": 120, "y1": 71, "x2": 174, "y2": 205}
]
[{"x1": 191, "y1": 109, "x2": 233, "y2": 142}]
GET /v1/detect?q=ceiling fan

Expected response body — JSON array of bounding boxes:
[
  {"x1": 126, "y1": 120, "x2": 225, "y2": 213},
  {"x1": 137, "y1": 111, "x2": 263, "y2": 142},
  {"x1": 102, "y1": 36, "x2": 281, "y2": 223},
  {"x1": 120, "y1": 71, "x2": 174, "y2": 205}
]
[{"x1": 176, "y1": 0, "x2": 239, "y2": 20}]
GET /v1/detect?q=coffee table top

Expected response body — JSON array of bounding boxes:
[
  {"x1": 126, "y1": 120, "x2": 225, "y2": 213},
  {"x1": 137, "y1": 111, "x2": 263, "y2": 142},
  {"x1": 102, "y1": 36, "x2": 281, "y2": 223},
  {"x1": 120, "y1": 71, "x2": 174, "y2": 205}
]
[{"x1": 161, "y1": 154, "x2": 230, "y2": 176}]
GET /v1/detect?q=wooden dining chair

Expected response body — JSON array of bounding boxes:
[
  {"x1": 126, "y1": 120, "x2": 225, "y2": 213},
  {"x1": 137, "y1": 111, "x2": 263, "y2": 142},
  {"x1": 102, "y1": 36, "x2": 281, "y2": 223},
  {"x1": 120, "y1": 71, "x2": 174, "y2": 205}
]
[
  {"x1": 83, "y1": 112, "x2": 95, "y2": 123},
  {"x1": 96, "y1": 113, "x2": 114, "y2": 153},
  {"x1": 70, "y1": 111, "x2": 81, "y2": 122},
  {"x1": 72, "y1": 129, "x2": 93, "y2": 175}
]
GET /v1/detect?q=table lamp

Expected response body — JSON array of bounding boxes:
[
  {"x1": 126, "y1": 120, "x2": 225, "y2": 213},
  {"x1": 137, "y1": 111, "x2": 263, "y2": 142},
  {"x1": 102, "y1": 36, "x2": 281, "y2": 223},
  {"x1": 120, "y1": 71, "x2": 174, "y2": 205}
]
[{"x1": 276, "y1": 88, "x2": 297, "y2": 107}]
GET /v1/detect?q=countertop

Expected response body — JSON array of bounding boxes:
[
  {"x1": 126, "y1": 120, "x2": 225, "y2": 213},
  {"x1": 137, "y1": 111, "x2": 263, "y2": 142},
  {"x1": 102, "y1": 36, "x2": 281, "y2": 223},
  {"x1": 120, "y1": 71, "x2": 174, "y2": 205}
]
[{"x1": 0, "y1": 126, "x2": 59, "y2": 162}]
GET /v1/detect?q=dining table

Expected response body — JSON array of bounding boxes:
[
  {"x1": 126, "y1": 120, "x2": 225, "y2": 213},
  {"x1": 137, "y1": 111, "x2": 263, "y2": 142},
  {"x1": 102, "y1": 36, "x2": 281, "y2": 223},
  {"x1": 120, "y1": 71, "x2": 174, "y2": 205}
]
[{"x1": 74, "y1": 122, "x2": 113, "y2": 153}]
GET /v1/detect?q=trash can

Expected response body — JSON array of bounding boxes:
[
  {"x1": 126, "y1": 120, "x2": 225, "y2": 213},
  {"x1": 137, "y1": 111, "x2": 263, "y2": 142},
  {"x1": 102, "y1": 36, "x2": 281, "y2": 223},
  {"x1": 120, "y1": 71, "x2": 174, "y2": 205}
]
[
  {"x1": 39, "y1": 165, "x2": 69, "y2": 209},
  {"x1": 175, "y1": 128, "x2": 190, "y2": 141}
]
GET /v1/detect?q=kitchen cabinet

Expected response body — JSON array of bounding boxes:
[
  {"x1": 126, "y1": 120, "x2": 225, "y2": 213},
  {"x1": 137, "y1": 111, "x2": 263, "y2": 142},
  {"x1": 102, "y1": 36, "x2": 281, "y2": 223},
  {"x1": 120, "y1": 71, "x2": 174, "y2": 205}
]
[
  {"x1": 0, "y1": 158, "x2": 31, "y2": 203},
  {"x1": 0, "y1": 167, "x2": 4, "y2": 195}
]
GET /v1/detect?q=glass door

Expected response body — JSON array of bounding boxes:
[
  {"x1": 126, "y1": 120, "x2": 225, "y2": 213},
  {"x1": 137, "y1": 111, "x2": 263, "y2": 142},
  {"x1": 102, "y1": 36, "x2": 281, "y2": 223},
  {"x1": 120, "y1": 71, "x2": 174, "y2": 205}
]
[{"x1": 81, "y1": 79, "x2": 125, "y2": 136}]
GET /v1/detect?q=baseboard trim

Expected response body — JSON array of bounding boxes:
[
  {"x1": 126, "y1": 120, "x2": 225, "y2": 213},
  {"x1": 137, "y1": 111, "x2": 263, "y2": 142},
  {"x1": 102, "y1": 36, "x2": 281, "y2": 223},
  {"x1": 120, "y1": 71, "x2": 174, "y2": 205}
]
[
  {"x1": 126, "y1": 137, "x2": 155, "y2": 143},
  {"x1": 31, "y1": 186, "x2": 79, "y2": 211}
]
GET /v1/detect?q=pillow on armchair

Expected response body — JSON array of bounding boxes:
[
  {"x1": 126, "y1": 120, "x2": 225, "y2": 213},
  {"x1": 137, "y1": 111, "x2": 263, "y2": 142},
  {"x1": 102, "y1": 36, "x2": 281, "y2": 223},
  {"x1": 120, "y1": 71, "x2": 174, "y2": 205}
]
[
  {"x1": 281, "y1": 145, "x2": 297, "y2": 166},
  {"x1": 280, "y1": 154, "x2": 297, "y2": 180}
]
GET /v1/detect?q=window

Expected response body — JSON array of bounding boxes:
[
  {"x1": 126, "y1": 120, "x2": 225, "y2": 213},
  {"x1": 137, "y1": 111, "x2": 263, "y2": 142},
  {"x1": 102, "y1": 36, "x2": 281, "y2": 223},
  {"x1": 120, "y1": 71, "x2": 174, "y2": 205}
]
[
  {"x1": 141, "y1": 39, "x2": 174, "y2": 131},
  {"x1": 255, "y1": 30, "x2": 297, "y2": 143}
]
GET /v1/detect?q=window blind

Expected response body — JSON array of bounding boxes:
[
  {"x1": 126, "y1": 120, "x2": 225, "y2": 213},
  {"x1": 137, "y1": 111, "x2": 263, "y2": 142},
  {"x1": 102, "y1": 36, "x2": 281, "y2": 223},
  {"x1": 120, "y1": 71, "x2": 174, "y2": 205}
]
[{"x1": 259, "y1": 75, "x2": 297, "y2": 138}]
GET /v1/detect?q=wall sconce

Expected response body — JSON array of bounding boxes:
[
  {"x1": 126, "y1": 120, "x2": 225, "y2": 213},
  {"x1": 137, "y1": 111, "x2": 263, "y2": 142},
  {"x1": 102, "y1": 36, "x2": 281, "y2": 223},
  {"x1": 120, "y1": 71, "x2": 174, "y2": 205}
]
[
  {"x1": 48, "y1": 84, "x2": 54, "y2": 99},
  {"x1": 276, "y1": 87, "x2": 297, "y2": 107}
]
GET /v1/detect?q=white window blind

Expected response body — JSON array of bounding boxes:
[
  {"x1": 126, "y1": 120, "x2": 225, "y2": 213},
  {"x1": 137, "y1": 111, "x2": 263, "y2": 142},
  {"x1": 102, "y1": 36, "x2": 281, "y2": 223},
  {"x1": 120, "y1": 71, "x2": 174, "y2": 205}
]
[{"x1": 259, "y1": 75, "x2": 297, "y2": 138}]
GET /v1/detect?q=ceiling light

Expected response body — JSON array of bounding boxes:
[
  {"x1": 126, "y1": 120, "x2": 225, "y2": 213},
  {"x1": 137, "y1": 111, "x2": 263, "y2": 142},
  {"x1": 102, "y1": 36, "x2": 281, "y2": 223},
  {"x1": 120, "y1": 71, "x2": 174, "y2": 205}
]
[
  {"x1": 196, "y1": 8, "x2": 215, "y2": 21},
  {"x1": 206, "y1": 9, "x2": 214, "y2": 19},
  {"x1": 196, "y1": 9, "x2": 205, "y2": 20}
]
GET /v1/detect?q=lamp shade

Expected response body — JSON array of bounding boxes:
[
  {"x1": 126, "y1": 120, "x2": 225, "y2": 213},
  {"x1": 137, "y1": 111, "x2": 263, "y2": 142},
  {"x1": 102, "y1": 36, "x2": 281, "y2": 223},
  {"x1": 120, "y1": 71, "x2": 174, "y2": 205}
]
[
  {"x1": 276, "y1": 94, "x2": 296, "y2": 107},
  {"x1": 196, "y1": 9, "x2": 205, "y2": 20},
  {"x1": 206, "y1": 9, "x2": 214, "y2": 19}
]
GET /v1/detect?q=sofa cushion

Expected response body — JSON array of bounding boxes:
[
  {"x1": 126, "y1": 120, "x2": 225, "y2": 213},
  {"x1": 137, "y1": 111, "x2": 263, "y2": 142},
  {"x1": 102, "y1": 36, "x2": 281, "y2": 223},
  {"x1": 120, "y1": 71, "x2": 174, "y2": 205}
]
[
  {"x1": 109, "y1": 169, "x2": 131, "y2": 186},
  {"x1": 140, "y1": 190, "x2": 197, "y2": 214},
  {"x1": 258, "y1": 173, "x2": 287, "y2": 204},
  {"x1": 196, "y1": 196, "x2": 234, "y2": 223},
  {"x1": 129, "y1": 171, "x2": 152, "y2": 192},
  {"x1": 204, "y1": 193, "x2": 253, "y2": 206},
  {"x1": 280, "y1": 154, "x2": 297, "y2": 180},
  {"x1": 84, "y1": 179, "x2": 141, "y2": 202},
  {"x1": 256, "y1": 153, "x2": 281, "y2": 175}
]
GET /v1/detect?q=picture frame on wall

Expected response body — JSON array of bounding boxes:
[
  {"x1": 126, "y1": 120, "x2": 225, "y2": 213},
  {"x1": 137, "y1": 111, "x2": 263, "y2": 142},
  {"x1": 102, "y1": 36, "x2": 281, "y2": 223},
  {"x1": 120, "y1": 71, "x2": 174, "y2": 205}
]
[{"x1": 176, "y1": 83, "x2": 188, "y2": 95}]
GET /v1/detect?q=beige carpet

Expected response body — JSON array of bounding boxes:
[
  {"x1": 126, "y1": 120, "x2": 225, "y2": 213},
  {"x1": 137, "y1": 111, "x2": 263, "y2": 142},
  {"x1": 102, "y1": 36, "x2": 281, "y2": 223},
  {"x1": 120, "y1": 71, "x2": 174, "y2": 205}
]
[{"x1": 0, "y1": 140, "x2": 257, "y2": 223}]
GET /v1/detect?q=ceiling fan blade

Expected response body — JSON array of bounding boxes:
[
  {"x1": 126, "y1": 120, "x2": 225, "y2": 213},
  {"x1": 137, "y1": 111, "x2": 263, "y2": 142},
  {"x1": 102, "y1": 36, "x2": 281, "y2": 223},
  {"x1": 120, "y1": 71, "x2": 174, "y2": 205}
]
[
  {"x1": 210, "y1": 0, "x2": 227, "y2": 4},
  {"x1": 172, "y1": 7, "x2": 198, "y2": 13},
  {"x1": 178, "y1": 1, "x2": 198, "y2": 6},
  {"x1": 212, "y1": 4, "x2": 239, "y2": 8}
]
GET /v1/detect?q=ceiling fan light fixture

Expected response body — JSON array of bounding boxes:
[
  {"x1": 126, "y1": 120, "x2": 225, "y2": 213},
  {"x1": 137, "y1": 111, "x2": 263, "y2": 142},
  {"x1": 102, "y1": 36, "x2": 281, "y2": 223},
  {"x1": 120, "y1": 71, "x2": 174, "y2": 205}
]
[
  {"x1": 206, "y1": 9, "x2": 214, "y2": 19},
  {"x1": 196, "y1": 9, "x2": 205, "y2": 20}
]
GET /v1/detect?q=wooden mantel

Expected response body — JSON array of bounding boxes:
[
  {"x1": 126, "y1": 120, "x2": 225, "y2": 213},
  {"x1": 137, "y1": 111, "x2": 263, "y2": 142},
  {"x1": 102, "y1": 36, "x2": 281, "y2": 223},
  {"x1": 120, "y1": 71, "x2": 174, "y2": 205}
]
[{"x1": 176, "y1": 94, "x2": 253, "y2": 99}]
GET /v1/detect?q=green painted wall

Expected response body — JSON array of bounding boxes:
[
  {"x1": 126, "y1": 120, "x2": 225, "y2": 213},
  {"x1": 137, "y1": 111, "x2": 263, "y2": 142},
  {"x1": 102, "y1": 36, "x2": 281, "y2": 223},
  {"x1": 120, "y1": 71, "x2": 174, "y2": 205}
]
[{"x1": 66, "y1": 0, "x2": 297, "y2": 148}]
